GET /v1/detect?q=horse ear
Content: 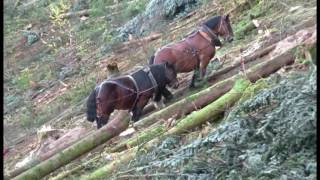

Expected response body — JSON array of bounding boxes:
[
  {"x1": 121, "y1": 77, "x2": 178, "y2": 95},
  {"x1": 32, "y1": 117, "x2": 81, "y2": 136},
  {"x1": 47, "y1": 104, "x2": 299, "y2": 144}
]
[{"x1": 226, "y1": 14, "x2": 230, "y2": 21}]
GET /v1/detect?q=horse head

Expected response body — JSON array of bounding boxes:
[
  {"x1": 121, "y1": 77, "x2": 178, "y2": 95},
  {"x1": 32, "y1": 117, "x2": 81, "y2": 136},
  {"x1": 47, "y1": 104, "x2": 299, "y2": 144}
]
[
  {"x1": 86, "y1": 84, "x2": 110, "y2": 129},
  {"x1": 163, "y1": 62, "x2": 179, "y2": 89},
  {"x1": 205, "y1": 14, "x2": 234, "y2": 43},
  {"x1": 218, "y1": 14, "x2": 234, "y2": 42}
]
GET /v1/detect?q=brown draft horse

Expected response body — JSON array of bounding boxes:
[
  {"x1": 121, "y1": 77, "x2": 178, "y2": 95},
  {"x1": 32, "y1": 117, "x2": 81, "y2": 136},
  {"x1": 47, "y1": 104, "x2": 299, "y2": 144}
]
[
  {"x1": 86, "y1": 62, "x2": 178, "y2": 129},
  {"x1": 149, "y1": 14, "x2": 234, "y2": 87}
]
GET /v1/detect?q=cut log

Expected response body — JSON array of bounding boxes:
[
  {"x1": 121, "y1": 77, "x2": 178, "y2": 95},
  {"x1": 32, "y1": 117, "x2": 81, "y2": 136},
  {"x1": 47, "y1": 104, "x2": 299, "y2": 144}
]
[
  {"x1": 11, "y1": 112, "x2": 130, "y2": 180},
  {"x1": 211, "y1": 43, "x2": 277, "y2": 78},
  {"x1": 167, "y1": 78, "x2": 249, "y2": 134},
  {"x1": 134, "y1": 79, "x2": 235, "y2": 130}
]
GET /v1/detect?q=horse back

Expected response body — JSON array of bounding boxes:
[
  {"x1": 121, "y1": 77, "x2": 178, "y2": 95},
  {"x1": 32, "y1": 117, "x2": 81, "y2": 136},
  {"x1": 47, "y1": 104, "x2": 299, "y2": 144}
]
[{"x1": 153, "y1": 40, "x2": 200, "y2": 72}]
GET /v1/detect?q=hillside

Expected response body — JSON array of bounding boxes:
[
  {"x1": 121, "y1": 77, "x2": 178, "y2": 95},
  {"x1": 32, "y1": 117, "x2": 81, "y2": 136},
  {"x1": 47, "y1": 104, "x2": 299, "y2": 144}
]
[{"x1": 4, "y1": 0, "x2": 316, "y2": 179}]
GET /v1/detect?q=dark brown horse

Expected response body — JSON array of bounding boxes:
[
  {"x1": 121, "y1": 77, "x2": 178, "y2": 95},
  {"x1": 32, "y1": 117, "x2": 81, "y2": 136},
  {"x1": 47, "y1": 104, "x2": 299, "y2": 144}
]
[
  {"x1": 149, "y1": 14, "x2": 234, "y2": 87},
  {"x1": 86, "y1": 62, "x2": 178, "y2": 129}
]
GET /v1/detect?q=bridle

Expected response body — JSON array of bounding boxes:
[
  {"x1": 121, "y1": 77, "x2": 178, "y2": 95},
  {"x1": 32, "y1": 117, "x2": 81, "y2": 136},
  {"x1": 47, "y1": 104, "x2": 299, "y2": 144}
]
[{"x1": 217, "y1": 17, "x2": 230, "y2": 38}]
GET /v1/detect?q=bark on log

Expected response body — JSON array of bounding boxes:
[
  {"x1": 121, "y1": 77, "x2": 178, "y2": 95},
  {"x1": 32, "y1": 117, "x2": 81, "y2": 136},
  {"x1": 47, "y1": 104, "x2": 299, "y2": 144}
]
[
  {"x1": 12, "y1": 112, "x2": 130, "y2": 180},
  {"x1": 167, "y1": 78, "x2": 249, "y2": 135},
  {"x1": 211, "y1": 43, "x2": 277, "y2": 78},
  {"x1": 134, "y1": 79, "x2": 235, "y2": 130}
]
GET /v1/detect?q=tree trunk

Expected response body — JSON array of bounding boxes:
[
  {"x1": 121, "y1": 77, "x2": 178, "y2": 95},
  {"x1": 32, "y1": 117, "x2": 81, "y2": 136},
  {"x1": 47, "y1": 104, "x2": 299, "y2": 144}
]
[{"x1": 12, "y1": 112, "x2": 130, "y2": 180}]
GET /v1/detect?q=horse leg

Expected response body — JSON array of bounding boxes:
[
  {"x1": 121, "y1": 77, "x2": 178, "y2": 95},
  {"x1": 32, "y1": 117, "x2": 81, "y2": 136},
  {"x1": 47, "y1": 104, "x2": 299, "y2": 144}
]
[
  {"x1": 131, "y1": 98, "x2": 149, "y2": 122},
  {"x1": 199, "y1": 60, "x2": 209, "y2": 80},
  {"x1": 131, "y1": 107, "x2": 143, "y2": 122},
  {"x1": 162, "y1": 87, "x2": 173, "y2": 101},
  {"x1": 152, "y1": 90, "x2": 165, "y2": 110},
  {"x1": 189, "y1": 70, "x2": 198, "y2": 88},
  {"x1": 154, "y1": 90, "x2": 162, "y2": 102}
]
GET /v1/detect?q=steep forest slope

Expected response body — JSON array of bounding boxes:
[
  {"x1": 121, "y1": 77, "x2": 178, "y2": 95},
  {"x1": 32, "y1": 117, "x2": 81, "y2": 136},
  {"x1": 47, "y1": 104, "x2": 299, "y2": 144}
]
[{"x1": 4, "y1": 0, "x2": 316, "y2": 179}]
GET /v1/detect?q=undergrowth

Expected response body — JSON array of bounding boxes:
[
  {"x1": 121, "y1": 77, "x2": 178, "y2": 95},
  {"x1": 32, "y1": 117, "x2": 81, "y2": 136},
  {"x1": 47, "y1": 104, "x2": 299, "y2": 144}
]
[{"x1": 113, "y1": 64, "x2": 316, "y2": 179}]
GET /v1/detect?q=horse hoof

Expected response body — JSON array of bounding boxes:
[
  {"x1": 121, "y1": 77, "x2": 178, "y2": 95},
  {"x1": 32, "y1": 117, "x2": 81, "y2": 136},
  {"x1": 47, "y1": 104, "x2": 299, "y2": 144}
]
[{"x1": 189, "y1": 84, "x2": 196, "y2": 89}]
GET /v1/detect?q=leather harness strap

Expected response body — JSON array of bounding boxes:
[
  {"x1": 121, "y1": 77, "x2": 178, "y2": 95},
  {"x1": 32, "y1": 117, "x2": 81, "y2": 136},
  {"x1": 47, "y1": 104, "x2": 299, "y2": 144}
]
[
  {"x1": 185, "y1": 39, "x2": 201, "y2": 69},
  {"x1": 199, "y1": 24, "x2": 221, "y2": 46},
  {"x1": 124, "y1": 74, "x2": 140, "y2": 110},
  {"x1": 143, "y1": 66, "x2": 158, "y2": 89},
  {"x1": 143, "y1": 66, "x2": 158, "y2": 99}
]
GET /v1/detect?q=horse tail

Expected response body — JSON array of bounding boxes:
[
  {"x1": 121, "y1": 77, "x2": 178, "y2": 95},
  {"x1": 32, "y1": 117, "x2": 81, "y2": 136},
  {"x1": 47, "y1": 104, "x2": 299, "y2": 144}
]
[
  {"x1": 149, "y1": 54, "x2": 155, "y2": 65},
  {"x1": 86, "y1": 88, "x2": 97, "y2": 122}
]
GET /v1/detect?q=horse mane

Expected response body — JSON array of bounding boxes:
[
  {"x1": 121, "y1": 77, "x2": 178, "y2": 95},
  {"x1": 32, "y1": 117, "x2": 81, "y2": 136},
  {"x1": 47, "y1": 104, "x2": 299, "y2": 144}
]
[{"x1": 203, "y1": 16, "x2": 221, "y2": 29}]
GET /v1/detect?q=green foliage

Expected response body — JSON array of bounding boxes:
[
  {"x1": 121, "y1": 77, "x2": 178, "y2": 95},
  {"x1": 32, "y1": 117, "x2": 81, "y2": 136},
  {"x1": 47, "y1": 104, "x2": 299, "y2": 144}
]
[
  {"x1": 89, "y1": 0, "x2": 106, "y2": 17},
  {"x1": 19, "y1": 107, "x2": 36, "y2": 128},
  {"x1": 4, "y1": 94, "x2": 23, "y2": 114},
  {"x1": 114, "y1": 66, "x2": 316, "y2": 179},
  {"x1": 123, "y1": 0, "x2": 148, "y2": 19},
  {"x1": 12, "y1": 68, "x2": 32, "y2": 90},
  {"x1": 49, "y1": 0, "x2": 71, "y2": 26}
]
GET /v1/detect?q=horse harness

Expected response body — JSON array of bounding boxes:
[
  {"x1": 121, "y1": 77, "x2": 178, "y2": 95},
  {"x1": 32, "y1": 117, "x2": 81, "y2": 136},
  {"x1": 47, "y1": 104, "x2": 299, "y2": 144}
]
[
  {"x1": 183, "y1": 23, "x2": 221, "y2": 69},
  {"x1": 101, "y1": 67, "x2": 158, "y2": 110}
]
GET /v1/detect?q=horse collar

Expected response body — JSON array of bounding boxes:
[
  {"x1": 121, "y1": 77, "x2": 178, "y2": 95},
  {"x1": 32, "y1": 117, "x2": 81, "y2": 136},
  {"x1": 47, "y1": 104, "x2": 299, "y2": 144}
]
[
  {"x1": 124, "y1": 74, "x2": 140, "y2": 110},
  {"x1": 200, "y1": 24, "x2": 219, "y2": 42},
  {"x1": 143, "y1": 66, "x2": 158, "y2": 89}
]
